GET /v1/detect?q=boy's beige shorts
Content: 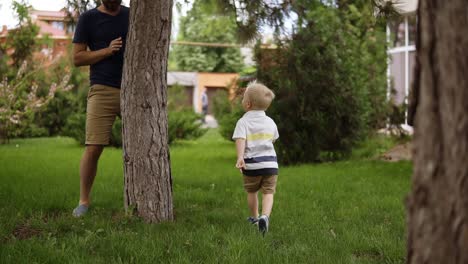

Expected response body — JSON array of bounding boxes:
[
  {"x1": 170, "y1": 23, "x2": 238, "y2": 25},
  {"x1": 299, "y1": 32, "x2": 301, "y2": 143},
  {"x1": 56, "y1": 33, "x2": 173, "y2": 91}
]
[
  {"x1": 243, "y1": 175, "x2": 278, "y2": 194},
  {"x1": 85, "y1": 84, "x2": 121, "y2": 145}
]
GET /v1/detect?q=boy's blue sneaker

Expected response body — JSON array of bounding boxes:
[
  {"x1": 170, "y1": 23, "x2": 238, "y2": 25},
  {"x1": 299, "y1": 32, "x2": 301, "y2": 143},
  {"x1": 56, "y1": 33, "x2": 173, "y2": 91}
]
[
  {"x1": 72, "y1": 204, "x2": 88, "y2": 217},
  {"x1": 258, "y1": 215, "x2": 269, "y2": 235},
  {"x1": 247, "y1": 216, "x2": 258, "y2": 225}
]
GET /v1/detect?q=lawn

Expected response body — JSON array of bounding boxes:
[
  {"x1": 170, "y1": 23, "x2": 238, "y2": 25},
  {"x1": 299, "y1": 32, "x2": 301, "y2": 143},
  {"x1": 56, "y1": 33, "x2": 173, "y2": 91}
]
[{"x1": 0, "y1": 130, "x2": 411, "y2": 263}]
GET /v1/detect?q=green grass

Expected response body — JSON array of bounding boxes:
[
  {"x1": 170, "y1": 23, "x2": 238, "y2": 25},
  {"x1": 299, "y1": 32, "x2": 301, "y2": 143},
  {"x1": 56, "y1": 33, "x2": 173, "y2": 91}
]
[{"x1": 0, "y1": 130, "x2": 411, "y2": 263}]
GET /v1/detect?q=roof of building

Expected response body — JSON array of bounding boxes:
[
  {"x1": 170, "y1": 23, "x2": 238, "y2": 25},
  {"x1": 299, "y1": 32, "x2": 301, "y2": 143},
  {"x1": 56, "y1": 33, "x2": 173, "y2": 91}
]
[
  {"x1": 31, "y1": 9, "x2": 69, "y2": 21},
  {"x1": 167, "y1": 72, "x2": 198, "y2": 86}
]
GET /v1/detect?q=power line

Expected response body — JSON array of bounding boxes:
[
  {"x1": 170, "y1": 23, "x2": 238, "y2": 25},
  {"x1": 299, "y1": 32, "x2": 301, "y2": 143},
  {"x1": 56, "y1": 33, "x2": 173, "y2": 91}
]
[
  {"x1": 170, "y1": 41, "x2": 277, "y2": 49},
  {"x1": 170, "y1": 41, "x2": 241, "y2": 48}
]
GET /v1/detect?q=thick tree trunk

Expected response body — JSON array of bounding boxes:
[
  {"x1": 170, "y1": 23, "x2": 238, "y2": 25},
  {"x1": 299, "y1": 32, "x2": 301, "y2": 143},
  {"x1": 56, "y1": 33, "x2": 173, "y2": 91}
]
[
  {"x1": 121, "y1": 0, "x2": 174, "y2": 223},
  {"x1": 406, "y1": 1, "x2": 468, "y2": 263}
]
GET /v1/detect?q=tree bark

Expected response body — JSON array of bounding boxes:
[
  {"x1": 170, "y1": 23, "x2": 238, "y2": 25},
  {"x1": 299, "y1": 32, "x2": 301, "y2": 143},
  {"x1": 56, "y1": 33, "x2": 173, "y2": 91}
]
[
  {"x1": 407, "y1": 1, "x2": 468, "y2": 263},
  {"x1": 121, "y1": 0, "x2": 174, "y2": 223}
]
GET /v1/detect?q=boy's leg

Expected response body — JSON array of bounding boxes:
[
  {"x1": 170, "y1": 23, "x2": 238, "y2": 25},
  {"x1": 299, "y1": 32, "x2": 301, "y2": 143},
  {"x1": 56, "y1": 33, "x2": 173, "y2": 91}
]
[
  {"x1": 260, "y1": 175, "x2": 277, "y2": 216},
  {"x1": 247, "y1": 192, "x2": 259, "y2": 218},
  {"x1": 261, "y1": 193, "x2": 274, "y2": 217},
  {"x1": 258, "y1": 175, "x2": 277, "y2": 234},
  {"x1": 244, "y1": 176, "x2": 262, "y2": 219},
  {"x1": 79, "y1": 145, "x2": 104, "y2": 206}
]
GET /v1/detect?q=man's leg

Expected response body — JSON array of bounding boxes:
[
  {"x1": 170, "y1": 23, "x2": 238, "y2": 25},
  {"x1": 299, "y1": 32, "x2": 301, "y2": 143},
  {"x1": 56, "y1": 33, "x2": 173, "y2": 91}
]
[
  {"x1": 73, "y1": 145, "x2": 104, "y2": 217},
  {"x1": 74, "y1": 84, "x2": 120, "y2": 217},
  {"x1": 79, "y1": 145, "x2": 104, "y2": 206}
]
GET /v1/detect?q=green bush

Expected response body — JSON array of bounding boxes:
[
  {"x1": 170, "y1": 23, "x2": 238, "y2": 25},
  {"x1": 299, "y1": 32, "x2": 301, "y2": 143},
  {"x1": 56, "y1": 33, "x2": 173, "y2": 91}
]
[
  {"x1": 34, "y1": 91, "x2": 79, "y2": 136},
  {"x1": 211, "y1": 91, "x2": 232, "y2": 120},
  {"x1": 62, "y1": 112, "x2": 86, "y2": 145},
  {"x1": 252, "y1": 5, "x2": 387, "y2": 164},
  {"x1": 109, "y1": 116, "x2": 122, "y2": 147},
  {"x1": 168, "y1": 110, "x2": 207, "y2": 144},
  {"x1": 167, "y1": 84, "x2": 207, "y2": 144},
  {"x1": 216, "y1": 98, "x2": 244, "y2": 141}
]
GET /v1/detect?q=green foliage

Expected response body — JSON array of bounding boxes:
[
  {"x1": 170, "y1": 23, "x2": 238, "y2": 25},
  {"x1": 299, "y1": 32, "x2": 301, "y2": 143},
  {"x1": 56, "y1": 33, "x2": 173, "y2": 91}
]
[
  {"x1": 254, "y1": 4, "x2": 388, "y2": 164},
  {"x1": 62, "y1": 112, "x2": 86, "y2": 145},
  {"x1": 0, "y1": 46, "x2": 8, "y2": 78},
  {"x1": 9, "y1": 0, "x2": 39, "y2": 68},
  {"x1": 214, "y1": 96, "x2": 244, "y2": 141},
  {"x1": 29, "y1": 51, "x2": 89, "y2": 138},
  {"x1": 211, "y1": 91, "x2": 231, "y2": 119},
  {"x1": 168, "y1": 84, "x2": 190, "y2": 112},
  {"x1": 171, "y1": 0, "x2": 244, "y2": 72},
  {"x1": 109, "y1": 116, "x2": 122, "y2": 147},
  {"x1": 168, "y1": 110, "x2": 207, "y2": 144},
  {"x1": 33, "y1": 91, "x2": 78, "y2": 136},
  {"x1": 167, "y1": 84, "x2": 207, "y2": 144},
  {"x1": 0, "y1": 61, "x2": 73, "y2": 142}
]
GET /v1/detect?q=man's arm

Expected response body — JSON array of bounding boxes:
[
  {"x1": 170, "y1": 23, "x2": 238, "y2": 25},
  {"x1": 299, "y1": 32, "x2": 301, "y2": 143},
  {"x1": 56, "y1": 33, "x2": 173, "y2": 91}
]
[{"x1": 72, "y1": 37, "x2": 122, "y2": 67}]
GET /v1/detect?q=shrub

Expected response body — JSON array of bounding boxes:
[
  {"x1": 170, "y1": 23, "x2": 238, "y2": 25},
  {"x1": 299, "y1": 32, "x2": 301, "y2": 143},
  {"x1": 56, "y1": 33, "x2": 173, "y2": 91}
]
[
  {"x1": 216, "y1": 98, "x2": 244, "y2": 141},
  {"x1": 33, "y1": 90, "x2": 79, "y2": 136},
  {"x1": 252, "y1": 5, "x2": 388, "y2": 164},
  {"x1": 109, "y1": 116, "x2": 122, "y2": 147},
  {"x1": 168, "y1": 110, "x2": 207, "y2": 144},
  {"x1": 62, "y1": 112, "x2": 86, "y2": 145}
]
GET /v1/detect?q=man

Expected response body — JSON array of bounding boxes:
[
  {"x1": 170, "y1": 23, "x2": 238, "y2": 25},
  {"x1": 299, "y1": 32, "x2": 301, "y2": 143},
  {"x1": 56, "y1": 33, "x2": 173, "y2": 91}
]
[
  {"x1": 201, "y1": 88, "x2": 208, "y2": 124},
  {"x1": 72, "y1": 0, "x2": 129, "y2": 217}
]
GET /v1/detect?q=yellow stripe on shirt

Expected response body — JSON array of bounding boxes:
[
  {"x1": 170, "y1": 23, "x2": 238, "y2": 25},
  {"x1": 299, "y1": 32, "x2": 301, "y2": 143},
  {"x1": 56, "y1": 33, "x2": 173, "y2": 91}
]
[{"x1": 247, "y1": 133, "x2": 274, "y2": 141}]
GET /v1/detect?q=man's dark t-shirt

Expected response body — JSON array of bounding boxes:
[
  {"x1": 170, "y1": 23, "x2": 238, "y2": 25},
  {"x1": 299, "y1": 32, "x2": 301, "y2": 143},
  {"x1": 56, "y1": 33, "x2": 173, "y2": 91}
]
[{"x1": 73, "y1": 6, "x2": 129, "y2": 89}]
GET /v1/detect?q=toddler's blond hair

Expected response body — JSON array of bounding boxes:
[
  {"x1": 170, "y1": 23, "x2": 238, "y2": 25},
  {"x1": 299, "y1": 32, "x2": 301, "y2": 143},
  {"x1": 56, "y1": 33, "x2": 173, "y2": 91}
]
[{"x1": 244, "y1": 82, "x2": 275, "y2": 110}]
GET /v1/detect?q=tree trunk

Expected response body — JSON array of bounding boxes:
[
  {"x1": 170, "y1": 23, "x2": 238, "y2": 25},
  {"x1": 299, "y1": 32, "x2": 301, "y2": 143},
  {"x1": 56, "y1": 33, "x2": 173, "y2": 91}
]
[
  {"x1": 406, "y1": 1, "x2": 468, "y2": 263},
  {"x1": 121, "y1": 0, "x2": 174, "y2": 223}
]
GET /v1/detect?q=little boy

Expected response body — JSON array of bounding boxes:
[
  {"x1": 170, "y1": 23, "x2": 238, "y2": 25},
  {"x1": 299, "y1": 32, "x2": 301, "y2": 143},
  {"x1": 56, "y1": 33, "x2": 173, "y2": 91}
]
[{"x1": 232, "y1": 82, "x2": 279, "y2": 235}]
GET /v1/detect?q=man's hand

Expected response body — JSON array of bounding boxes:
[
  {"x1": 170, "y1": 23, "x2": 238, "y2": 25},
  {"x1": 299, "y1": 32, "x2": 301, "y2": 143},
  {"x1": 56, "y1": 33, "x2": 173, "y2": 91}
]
[
  {"x1": 107, "y1": 37, "x2": 123, "y2": 55},
  {"x1": 73, "y1": 37, "x2": 124, "y2": 67},
  {"x1": 236, "y1": 158, "x2": 245, "y2": 173}
]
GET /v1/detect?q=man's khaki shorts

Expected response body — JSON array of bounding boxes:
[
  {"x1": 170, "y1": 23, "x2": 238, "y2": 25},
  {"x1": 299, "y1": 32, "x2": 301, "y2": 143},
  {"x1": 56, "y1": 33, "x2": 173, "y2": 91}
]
[
  {"x1": 86, "y1": 84, "x2": 120, "y2": 145},
  {"x1": 243, "y1": 175, "x2": 278, "y2": 194}
]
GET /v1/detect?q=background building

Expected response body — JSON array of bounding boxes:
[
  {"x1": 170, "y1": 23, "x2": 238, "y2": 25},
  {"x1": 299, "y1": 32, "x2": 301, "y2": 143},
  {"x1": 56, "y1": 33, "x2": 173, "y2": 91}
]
[{"x1": 386, "y1": 0, "x2": 418, "y2": 125}]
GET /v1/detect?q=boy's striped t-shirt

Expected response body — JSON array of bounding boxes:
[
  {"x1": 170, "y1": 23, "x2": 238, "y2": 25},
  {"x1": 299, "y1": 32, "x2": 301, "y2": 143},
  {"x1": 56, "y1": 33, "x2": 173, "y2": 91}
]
[{"x1": 232, "y1": 110, "x2": 279, "y2": 176}]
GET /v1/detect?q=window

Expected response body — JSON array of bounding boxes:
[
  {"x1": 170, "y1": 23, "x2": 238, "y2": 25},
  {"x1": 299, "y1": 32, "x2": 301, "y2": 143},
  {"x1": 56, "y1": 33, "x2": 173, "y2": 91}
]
[
  {"x1": 387, "y1": 14, "x2": 417, "y2": 124},
  {"x1": 51, "y1": 21, "x2": 64, "y2": 31}
]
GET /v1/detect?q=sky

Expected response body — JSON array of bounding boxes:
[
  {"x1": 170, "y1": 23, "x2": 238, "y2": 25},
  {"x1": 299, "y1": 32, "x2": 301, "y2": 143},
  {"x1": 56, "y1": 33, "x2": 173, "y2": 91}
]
[{"x1": 0, "y1": 0, "x2": 129, "y2": 28}]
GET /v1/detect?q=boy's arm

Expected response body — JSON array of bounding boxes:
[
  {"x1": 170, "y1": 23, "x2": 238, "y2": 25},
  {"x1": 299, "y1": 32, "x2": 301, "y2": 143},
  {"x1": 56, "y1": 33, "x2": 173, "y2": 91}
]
[
  {"x1": 273, "y1": 123, "x2": 279, "y2": 143},
  {"x1": 235, "y1": 138, "x2": 246, "y2": 173}
]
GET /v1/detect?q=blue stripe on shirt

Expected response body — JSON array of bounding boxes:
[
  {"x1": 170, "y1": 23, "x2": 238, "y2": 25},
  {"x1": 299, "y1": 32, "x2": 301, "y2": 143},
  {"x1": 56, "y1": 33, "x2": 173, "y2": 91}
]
[
  {"x1": 243, "y1": 168, "x2": 279, "y2": 176},
  {"x1": 244, "y1": 156, "x2": 277, "y2": 163}
]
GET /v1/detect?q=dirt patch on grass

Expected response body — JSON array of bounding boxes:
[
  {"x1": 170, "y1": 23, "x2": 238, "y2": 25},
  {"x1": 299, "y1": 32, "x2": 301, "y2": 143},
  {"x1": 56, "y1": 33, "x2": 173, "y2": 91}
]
[
  {"x1": 380, "y1": 142, "x2": 412, "y2": 162},
  {"x1": 12, "y1": 223, "x2": 43, "y2": 240}
]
